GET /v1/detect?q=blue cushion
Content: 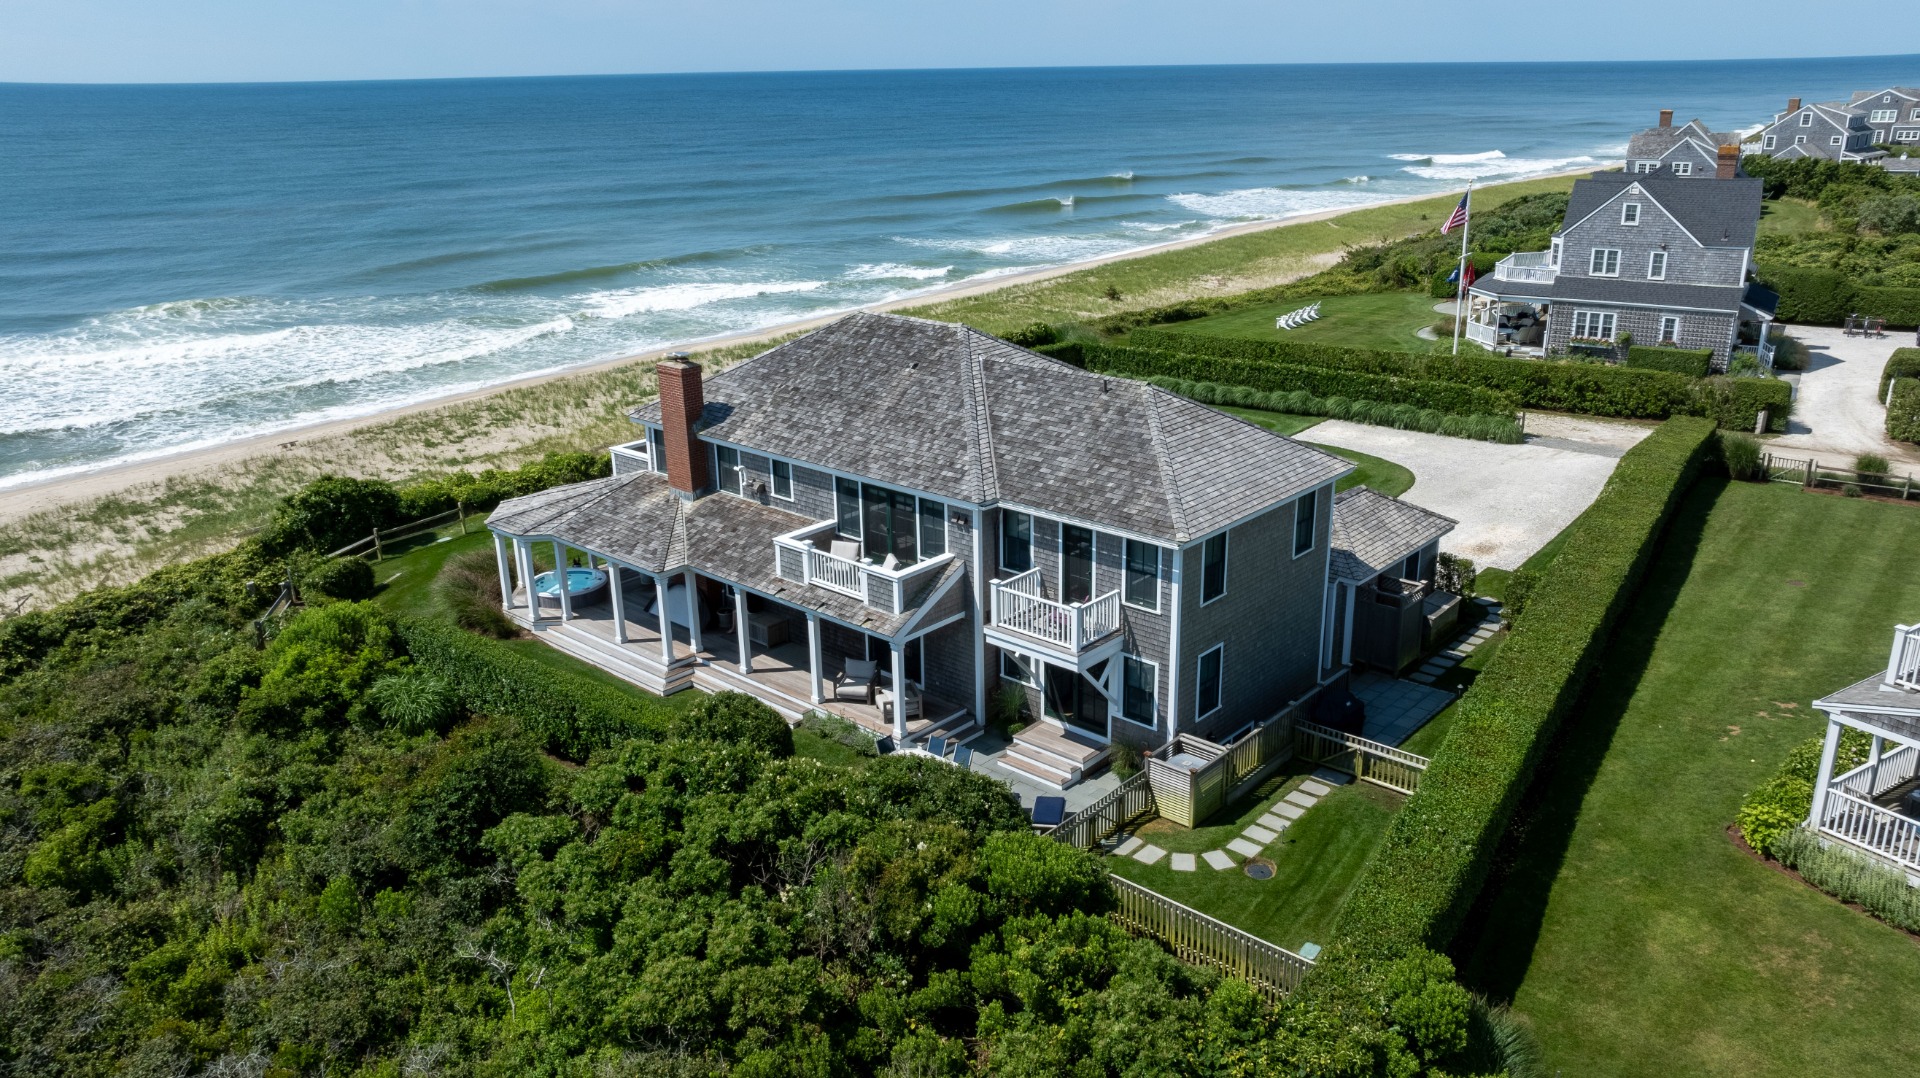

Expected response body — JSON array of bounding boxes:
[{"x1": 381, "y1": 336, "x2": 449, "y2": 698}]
[{"x1": 1030, "y1": 795, "x2": 1067, "y2": 826}]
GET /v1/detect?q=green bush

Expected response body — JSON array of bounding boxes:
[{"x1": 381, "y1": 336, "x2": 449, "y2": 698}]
[
  {"x1": 1324, "y1": 417, "x2": 1716, "y2": 963},
  {"x1": 1625, "y1": 345, "x2": 1713, "y2": 378},
  {"x1": 1435, "y1": 553, "x2": 1477, "y2": 598},
  {"x1": 1121, "y1": 329, "x2": 1696, "y2": 420},
  {"x1": 302, "y1": 557, "x2": 375, "y2": 602},
  {"x1": 1857, "y1": 285, "x2": 1920, "y2": 328},
  {"x1": 1880, "y1": 347, "x2": 1920, "y2": 398},
  {"x1": 1718, "y1": 431, "x2": 1765, "y2": 481},
  {"x1": 365, "y1": 668, "x2": 460, "y2": 735},
  {"x1": 1775, "y1": 827, "x2": 1920, "y2": 933},
  {"x1": 1760, "y1": 264, "x2": 1857, "y2": 324},
  {"x1": 1146, "y1": 376, "x2": 1524, "y2": 443},
  {"x1": 433, "y1": 548, "x2": 516, "y2": 638},
  {"x1": 1090, "y1": 343, "x2": 1519, "y2": 418},
  {"x1": 1693, "y1": 375, "x2": 1794, "y2": 433},
  {"x1": 1856, "y1": 453, "x2": 1891, "y2": 483},
  {"x1": 1771, "y1": 334, "x2": 1808, "y2": 371},
  {"x1": 1889, "y1": 380, "x2": 1920, "y2": 444},
  {"x1": 393, "y1": 451, "x2": 610, "y2": 519},
  {"x1": 677, "y1": 691, "x2": 793, "y2": 758},
  {"x1": 395, "y1": 616, "x2": 675, "y2": 759},
  {"x1": 1736, "y1": 730, "x2": 1869, "y2": 855},
  {"x1": 999, "y1": 321, "x2": 1059, "y2": 347},
  {"x1": 259, "y1": 476, "x2": 402, "y2": 557},
  {"x1": 1501, "y1": 567, "x2": 1540, "y2": 624}
]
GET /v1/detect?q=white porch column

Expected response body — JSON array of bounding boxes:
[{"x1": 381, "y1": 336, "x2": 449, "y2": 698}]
[
  {"x1": 1341, "y1": 582, "x2": 1357, "y2": 667},
  {"x1": 891, "y1": 641, "x2": 909, "y2": 741},
  {"x1": 734, "y1": 587, "x2": 752, "y2": 674},
  {"x1": 653, "y1": 574, "x2": 674, "y2": 666},
  {"x1": 684, "y1": 570, "x2": 704, "y2": 654},
  {"x1": 1808, "y1": 717, "x2": 1845, "y2": 832},
  {"x1": 515, "y1": 538, "x2": 537, "y2": 619},
  {"x1": 493, "y1": 532, "x2": 513, "y2": 612},
  {"x1": 806, "y1": 613, "x2": 823, "y2": 705},
  {"x1": 1869, "y1": 734, "x2": 1885, "y2": 794},
  {"x1": 554, "y1": 542, "x2": 573, "y2": 622},
  {"x1": 608, "y1": 565, "x2": 628, "y2": 644}
]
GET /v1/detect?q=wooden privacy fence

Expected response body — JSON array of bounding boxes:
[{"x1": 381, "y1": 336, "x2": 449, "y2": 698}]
[
  {"x1": 1293, "y1": 719, "x2": 1429, "y2": 795},
  {"x1": 1108, "y1": 874, "x2": 1315, "y2": 1000},
  {"x1": 1049, "y1": 770, "x2": 1156, "y2": 850},
  {"x1": 1762, "y1": 453, "x2": 1920, "y2": 500},
  {"x1": 329, "y1": 504, "x2": 472, "y2": 561},
  {"x1": 1146, "y1": 693, "x2": 1315, "y2": 826}
]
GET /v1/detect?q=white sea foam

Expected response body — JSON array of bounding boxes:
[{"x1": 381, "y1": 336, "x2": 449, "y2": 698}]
[
  {"x1": 1389, "y1": 150, "x2": 1508, "y2": 164},
  {"x1": 845, "y1": 263, "x2": 953, "y2": 281},
  {"x1": 1122, "y1": 220, "x2": 1201, "y2": 233},
  {"x1": 578, "y1": 280, "x2": 825, "y2": 320},
  {"x1": 1398, "y1": 153, "x2": 1598, "y2": 181},
  {"x1": 1165, "y1": 186, "x2": 1385, "y2": 221}
]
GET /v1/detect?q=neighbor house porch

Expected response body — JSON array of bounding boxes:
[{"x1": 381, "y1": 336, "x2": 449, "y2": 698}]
[{"x1": 1808, "y1": 625, "x2": 1920, "y2": 880}]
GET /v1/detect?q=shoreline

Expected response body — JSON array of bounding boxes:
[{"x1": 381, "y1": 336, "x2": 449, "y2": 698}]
[{"x1": 0, "y1": 166, "x2": 1599, "y2": 523}]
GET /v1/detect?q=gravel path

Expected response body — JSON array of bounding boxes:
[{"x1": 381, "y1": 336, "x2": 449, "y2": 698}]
[
  {"x1": 1768, "y1": 326, "x2": 1917, "y2": 465},
  {"x1": 1304, "y1": 419, "x2": 1643, "y2": 569}
]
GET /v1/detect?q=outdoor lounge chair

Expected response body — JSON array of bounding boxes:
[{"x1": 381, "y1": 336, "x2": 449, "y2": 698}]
[
  {"x1": 953, "y1": 745, "x2": 973, "y2": 769},
  {"x1": 832, "y1": 658, "x2": 878, "y2": 704},
  {"x1": 1030, "y1": 795, "x2": 1067, "y2": 830},
  {"x1": 882, "y1": 680, "x2": 924, "y2": 726},
  {"x1": 829, "y1": 539, "x2": 861, "y2": 561},
  {"x1": 926, "y1": 735, "x2": 947, "y2": 758}
]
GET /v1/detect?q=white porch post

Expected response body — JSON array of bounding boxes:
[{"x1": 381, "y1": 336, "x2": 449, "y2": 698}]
[
  {"x1": 515, "y1": 538, "x2": 537, "y2": 619},
  {"x1": 493, "y1": 532, "x2": 513, "y2": 613},
  {"x1": 735, "y1": 586, "x2": 752, "y2": 674},
  {"x1": 806, "y1": 613, "x2": 824, "y2": 705},
  {"x1": 684, "y1": 570, "x2": 703, "y2": 653},
  {"x1": 608, "y1": 564, "x2": 628, "y2": 644},
  {"x1": 554, "y1": 542, "x2": 573, "y2": 622},
  {"x1": 1341, "y1": 582, "x2": 1357, "y2": 666},
  {"x1": 891, "y1": 640, "x2": 909, "y2": 740},
  {"x1": 1809, "y1": 717, "x2": 1845, "y2": 831},
  {"x1": 1869, "y1": 734, "x2": 1885, "y2": 793},
  {"x1": 653, "y1": 574, "x2": 673, "y2": 665}
]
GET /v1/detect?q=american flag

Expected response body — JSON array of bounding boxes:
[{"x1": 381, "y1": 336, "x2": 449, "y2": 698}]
[{"x1": 1441, "y1": 191, "x2": 1469, "y2": 234}]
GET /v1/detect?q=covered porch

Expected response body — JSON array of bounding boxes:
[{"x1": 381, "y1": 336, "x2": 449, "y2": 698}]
[
  {"x1": 1808, "y1": 625, "x2": 1920, "y2": 879},
  {"x1": 1462, "y1": 291, "x2": 1549, "y2": 355}
]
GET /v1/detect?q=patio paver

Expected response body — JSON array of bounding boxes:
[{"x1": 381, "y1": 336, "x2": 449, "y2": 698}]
[
  {"x1": 1243, "y1": 824, "x2": 1278, "y2": 844},
  {"x1": 1203, "y1": 850, "x2": 1237, "y2": 870},
  {"x1": 1170, "y1": 852, "x2": 1197, "y2": 872},
  {"x1": 1133, "y1": 844, "x2": 1167, "y2": 865},
  {"x1": 1114, "y1": 836, "x2": 1143, "y2": 857},
  {"x1": 1226, "y1": 838, "x2": 1265, "y2": 858}
]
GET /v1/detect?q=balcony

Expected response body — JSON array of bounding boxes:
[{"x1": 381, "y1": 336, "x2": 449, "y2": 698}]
[
  {"x1": 988, "y1": 568, "x2": 1122, "y2": 656},
  {"x1": 1889, "y1": 624, "x2": 1920, "y2": 691},
  {"x1": 772, "y1": 520, "x2": 953, "y2": 616},
  {"x1": 1493, "y1": 250, "x2": 1557, "y2": 285}
]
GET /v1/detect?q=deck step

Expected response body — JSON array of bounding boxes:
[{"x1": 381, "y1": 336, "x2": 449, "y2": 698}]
[
  {"x1": 993, "y1": 749, "x2": 1074, "y2": 789},
  {"x1": 1010, "y1": 724, "x2": 1108, "y2": 771},
  {"x1": 539, "y1": 624, "x2": 695, "y2": 695}
]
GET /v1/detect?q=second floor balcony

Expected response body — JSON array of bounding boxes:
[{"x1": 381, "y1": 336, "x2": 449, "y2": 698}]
[
  {"x1": 988, "y1": 568, "x2": 1122, "y2": 655},
  {"x1": 1493, "y1": 250, "x2": 1557, "y2": 285},
  {"x1": 772, "y1": 520, "x2": 953, "y2": 616}
]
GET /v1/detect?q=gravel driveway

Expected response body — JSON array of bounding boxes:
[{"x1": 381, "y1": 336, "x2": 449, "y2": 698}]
[
  {"x1": 1769, "y1": 326, "x2": 1916, "y2": 465},
  {"x1": 1305, "y1": 420, "x2": 1644, "y2": 570}
]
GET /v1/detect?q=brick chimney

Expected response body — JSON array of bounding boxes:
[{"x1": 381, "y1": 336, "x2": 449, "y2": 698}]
[
  {"x1": 1659, "y1": 109, "x2": 1673, "y2": 129},
  {"x1": 656, "y1": 353, "x2": 709, "y2": 498},
  {"x1": 1717, "y1": 144, "x2": 1740, "y2": 179},
  {"x1": 1787, "y1": 97, "x2": 1801, "y2": 114}
]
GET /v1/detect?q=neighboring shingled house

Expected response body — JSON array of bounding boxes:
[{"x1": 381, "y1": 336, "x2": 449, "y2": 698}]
[
  {"x1": 1846, "y1": 86, "x2": 1920, "y2": 148},
  {"x1": 1626, "y1": 110, "x2": 1746, "y2": 178},
  {"x1": 483, "y1": 313, "x2": 1459, "y2": 788},
  {"x1": 1751, "y1": 96, "x2": 1884, "y2": 162}
]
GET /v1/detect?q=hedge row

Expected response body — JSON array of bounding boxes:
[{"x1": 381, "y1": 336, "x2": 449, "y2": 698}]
[
  {"x1": 1127, "y1": 327, "x2": 1696, "y2": 420},
  {"x1": 1760, "y1": 263, "x2": 1920, "y2": 328},
  {"x1": 1880, "y1": 347, "x2": 1920, "y2": 398},
  {"x1": 1084, "y1": 342, "x2": 1520, "y2": 418},
  {"x1": 1625, "y1": 345, "x2": 1713, "y2": 379},
  {"x1": 1696, "y1": 376, "x2": 1794, "y2": 433},
  {"x1": 396, "y1": 616, "x2": 677, "y2": 759},
  {"x1": 1145, "y1": 377, "x2": 1525, "y2": 443},
  {"x1": 1890, "y1": 380, "x2": 1920, "y2": 444},
  {"x1": 1320, "y1": 416, "x2": 1717, "y2": 964}
]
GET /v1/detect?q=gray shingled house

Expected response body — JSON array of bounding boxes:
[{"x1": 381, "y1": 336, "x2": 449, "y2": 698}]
[
  {"x1": 1463, "y1": 166, "x2": 1777, "y2": 370},
  {"x1": 483, "y1": 313, "x2": 1455, "y2": 789},
  {"x1": 1749, "y1": 96, "x2": 1883, "y2": 162},
  {"x1": 1804, "y1": 624, "x2": 1920, "y2": 882},
  {"x1": 1624, "y1": 110, "x2": 1746, "y2": 178}
]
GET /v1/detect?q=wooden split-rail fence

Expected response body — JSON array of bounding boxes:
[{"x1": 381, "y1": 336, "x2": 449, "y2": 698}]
[
  {"x1": 1763, "y1": 453, "x2": 1920, "y2": 500},
  {"x1": 328, "y1": 504, "x2": 474, "y2": 561}
]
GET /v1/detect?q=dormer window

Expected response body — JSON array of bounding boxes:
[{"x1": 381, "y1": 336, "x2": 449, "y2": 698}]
[
  {"x1": 1550, "y1": 238, "x2": 1562, "y2": 267},
  {"x1": 1622, "y1": 202, "x2": 1641, "y2": 226},
  {"x1": 1800, "y1": 111, "x2": 1814, "y2": 126}
]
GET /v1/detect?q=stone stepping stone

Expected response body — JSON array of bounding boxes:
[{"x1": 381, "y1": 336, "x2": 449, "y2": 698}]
[
  {"x1": 1300, "y1": 779, "x2": 1332, "y2": 797},
  {"x1": 1242, "y1": 824, "x2": 1278, "y2": 844},
  {"x1": 1257, "y1": 813, "x2": 1290, "y2": 831},
  {"x1": 1283, "y1": 790, "x2": 1319, "y2": 809},
  {"x1": 1299, "y1": 942, "x2": 1323, "y2": 961},
  {"x1": 1409, "y1": 673, "x2": 1436, "y2": 684},
  {"x1": 1418, "y1": 663, "x2": 1448, "y2": 675},
  {"x1": 1114, "y1": 836, "x2": 1144, "y2": 856},
  {"x1": 1170, "y1": 852, "x2": 1196, "y2": 872},
  {"x1": 1310, "y1": 767, "x2": 1353, "y2": 786},
  {"x1": 1133, "y1": 844, "x2": 1167, "y2": 865},
  {"x1": 1272, "y1": 802, "x2": 1307, "y2": 820},
  {"x1": 1203, "y1": 849, "x2": 1236, "y2": 870},
  {"x1": 1226, "y1": 838, "x2": 1265, "y2": 858}
]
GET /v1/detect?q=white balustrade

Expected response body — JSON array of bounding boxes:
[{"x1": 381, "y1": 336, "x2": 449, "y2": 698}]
[
  {"x1": 1821, "y1": 790, "x2": 1920, "y2": 871},
  {"x1": 1493, "y1": 250, "x2": 1557, "y2": 284},
  {"x1": 1888, "y1": 624, "x2": 1920, "y2": 690},
  {"x1": 1465, "y1": 321, "x2": 1498, "y2": 347},
  {"x1": 1833, "y1": 743, "x2": 1920, "y2": 800},
  {"x1": 990, "y1": 569, "x2": 1122, "y2": 652},
  {"x1": 771, "y1": 521, "x2": 954, "y2": 615},
  {"x1": 805, "y1": 546, "x2": 864, "y2": 597}
]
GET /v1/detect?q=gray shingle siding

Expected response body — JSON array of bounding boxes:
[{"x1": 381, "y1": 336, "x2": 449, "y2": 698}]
[{"x1": 1545, "y1": 305, "x2": 1737, "y2": 365}]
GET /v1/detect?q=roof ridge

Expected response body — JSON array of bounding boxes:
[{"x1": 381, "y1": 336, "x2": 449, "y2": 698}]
[
  {"x1": 962, "y1": 325, "x2": 1001, "y2": 502},
  {"x1": 1142, "y1": 389, "x2": 1190, "y2": 543}
]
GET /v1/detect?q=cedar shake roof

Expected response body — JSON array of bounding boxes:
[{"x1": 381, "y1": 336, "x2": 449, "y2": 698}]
[
  {"x1": 1561, "y1": 173, "x2": 1763, "y2": 248},
  {"x1": 1817, "y1": 672, "x2": 1920, "y2": 745},
  {"x1": 1625, "y1": 119, "x2": 1741, "y2": 161},
  {"x1": 630, "y1": 312, "x2": 1352, "y2": 543},
  {"x1": 1328, "y1": 486, "x2": 1456, "y2": 583},
  {"x1": 1549, "y1": 276, "x2": 1748, "y2": 314}
]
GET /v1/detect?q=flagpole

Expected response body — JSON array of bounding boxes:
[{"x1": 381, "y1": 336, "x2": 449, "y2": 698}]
[{"x1": 1452, "y1": 181, "x2": 1472, "y2": 356}]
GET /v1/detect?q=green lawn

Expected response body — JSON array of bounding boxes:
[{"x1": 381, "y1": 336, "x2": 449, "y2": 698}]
[
  {"x1": 1108, "y1": 770, "x2": 1404, "y2": 953},
  {"x1": 1141, "y1": 292, "x2": 1447, "y2": 354},
  {"x1": 1757, "y1": 197, "x2": 1826, "y2": 238},
  {"x1": 1216, "y1": 406, "x2": 1416, "y2": 497},
  {"x1": 1458, "y1": 479, "x2": 1920, "y2": 1077},
  {"x1": 369, "y1": 520, "x2": 496, "y2": 619}
]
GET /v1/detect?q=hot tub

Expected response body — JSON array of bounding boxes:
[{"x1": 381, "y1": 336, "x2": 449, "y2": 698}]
[{"x1": 532, "y1": 567, "x2": 608, "y2": 603}]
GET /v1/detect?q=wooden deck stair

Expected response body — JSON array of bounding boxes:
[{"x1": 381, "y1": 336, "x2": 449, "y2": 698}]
[
  {"x1": 534, "y1": 617, "x2": 697, "y2": 695},
  {"x1": 1001, "y1": 723, "x2": 1109, "y2": 788}
]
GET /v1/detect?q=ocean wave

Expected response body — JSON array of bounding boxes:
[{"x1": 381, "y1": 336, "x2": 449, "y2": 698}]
[
  {"x1": 473, "y1": 248, "x2": 750, "y2": 292},
  {"x1": 1388, "y1": 150, "x2": 1508, "y2": 164},
  {"x1": 1400, "y1": 154, "x2": 1596, "y2": 180},
  {"x1": 577, "y1": 280, "x2": 825, "y2": 320},
  {"x1": 985, "y1": 196, "x2": 1077, "y2": 214},
  {"x1": 1165, "y1": 186, "x2": 1386, "y2": 221},
  {"x1": 1121, "y1": 220, "x2": 1201, "y2": 233},
  {"x1": 845, "y1": 263, "x2": 953, "y2": 281},
  {"x1": 1340, "y1": 175, "x2": 1371, "y2": 184}
]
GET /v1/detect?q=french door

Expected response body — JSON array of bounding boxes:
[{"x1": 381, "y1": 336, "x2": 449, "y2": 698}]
[{"x1": 1061, "y1": 524, "x2": 1095, "y2": 604}]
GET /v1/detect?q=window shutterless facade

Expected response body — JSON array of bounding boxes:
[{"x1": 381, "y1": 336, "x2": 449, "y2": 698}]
[
  {"x1": 1123, "y1": 538, "x2": 1160, "y2": 611},
  {"x1": 1671, "y1": 161, "x2": 1692, "y2": 176},
  {"x1": 1121, "y1": 655, "x2": 1158, "y2": 728},
  {"x1": 835, "y1": 477, "x2": 862, "y2": 538},
  {"x1": 1200, "y1": 532, "x2": 1228, "y2": 604},
  {"x1": 999, "y1": 650, "x2": 1038, "y2": 687},
  {"x1": 1195, "y1": 644, "x2": 1224, "y2": 720},
  {"x1": 715, "y1": 445, "x2": 742, "y2": 495},
  {"x1": 1621, "y1": 202, "x2": 1641, "y2": 225},
  {"x1": 1000, "y1": 510, "x2": 1033, "y2": 573},
  {"x1": 1633, "y1": 162, "x2": 1656, "y2": 173},
  {"x1": 1659, "y1": 315, "x2": 1680, "y2": 344},
  {"x1": 1872, "y1": 109, "x2": 1898, "y2": 123},
  {"x1": 1763, "y1": 135, "x2": 1777, "y2": 150},
  {"x1": 918, "y1": 498, "x2": 946, "y2": 559},
  {"x1": 770, "y1": 459, "x2": 793, "y2": 500},
  {"x1": 1293, "y1": 489, "x2": 1318, "y2": 557},
  {"x1": 1800, "y1": 112, "x2": 1814, "y2": 126},
  {"x1": 648, "y1": 427, "x2": 668, "y2": 473},
  {"x1": 1647, "y1": 250, "x2": 1667, "y2": 280},
  {"x1": 1572, "y1": 310, "x2": 1617, "y2": 340},
  {"x1": 1589, "y1": 248, "x2": 1621, "y2": 277},
  {"x1": 1831, "y1": 135, "x2": 1844, "y2": 146}
]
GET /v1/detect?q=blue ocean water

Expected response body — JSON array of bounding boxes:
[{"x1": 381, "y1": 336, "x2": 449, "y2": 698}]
[{"x1": 2, "y1": 57, "x2": 1915, "y2": 486}]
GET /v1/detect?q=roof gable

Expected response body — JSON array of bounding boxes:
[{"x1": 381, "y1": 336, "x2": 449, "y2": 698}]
[{"x1": 1558, "y1": 173, "x2": 1761, "y2": 249}]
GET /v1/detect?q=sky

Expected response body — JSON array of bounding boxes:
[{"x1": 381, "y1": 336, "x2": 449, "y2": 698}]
[{"x1": 4, "y1": 0, "x2": 1916, "y2": 84}]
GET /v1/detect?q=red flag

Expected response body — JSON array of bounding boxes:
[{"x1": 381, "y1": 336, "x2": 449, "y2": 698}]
[{"x1": 1462, "y1": 260, "x2": 1477, "y2": 288}]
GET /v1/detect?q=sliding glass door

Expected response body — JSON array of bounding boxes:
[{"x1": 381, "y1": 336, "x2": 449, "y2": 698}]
[
  {"x1": 1061, "y1": 524, "x2": 1094, "y2": 603},
  {"x1": 861, "y1": 484, "x2": 917, "y2": 565}
]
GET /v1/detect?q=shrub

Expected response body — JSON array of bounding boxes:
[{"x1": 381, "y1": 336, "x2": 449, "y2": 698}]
[
  {"x1": 1435, "y1": 553, "x2": 1476, "y2": 598},
  {"x1": 1736, "y1": 729, "x2": 1870, "y2": 855},
  {"x1": 303, "y1": 557, "x2": 375, "y2": 602},
  {"x1": 1325, "y1": 417, "x2": 1716, "y2": 962},
  {"x1": 1692, "y1": 375, "x2": 1793, "y2": 432},
  {"x1": 1889, "y1": 380, "x2": 1920, "y2": 444},
  {"x1": 1857, "y1": 285, "x2": 1920, "y2": 329},
  {"x1": 1091, "y1": 343, "x2": 1519, "y2": 417},
  {"x1": 1625, "y1": 346, "x2": 1713, "y2": 379},
  {"x1": 435, "y1": 549, "x2": 516, "y2": 638},
  {"x1": 394, "y1": 451, "x2": 611, "y2": 519},
  {"x1": 1856, "y1": 453, "x2": 1891, "y2": 483},
  {"x1": 1759, "y1": 264, "x2": 1856, "y2": 324},
  {"x1": 676, "y1": 691, "x2": 793, "y2": 758},
  {"x1": 1718, "y1": 431, "x2": 1764, "y2": 481},
  {"x1": 260, "y1": 476, "x2": 402, "y2": 557},
  {"x1": 999, "y1": 321, "x2": 1059, "y2": 347},
  {"x1": 1145, "y1": 376, "x2": 1525, "y2": 443},
  {"x1": 1501, "y1": 567, "x2": 1540, "y2": 624},
  {"x1": 795, "y1": 711, "x2": 878, "y2": 756},
  {"x1": 1770, "y1": 334, "x2": 1808, "y2": 371},
  {"x1": 1880, "y1": 348, "x2": 1920, "y2": 398},
  {"x1": 1775, "y1": 827, "x2": 1920, "y2": 933},
  {"x1": 365, "y1": 668, "x2": 460, "y2": 735}
]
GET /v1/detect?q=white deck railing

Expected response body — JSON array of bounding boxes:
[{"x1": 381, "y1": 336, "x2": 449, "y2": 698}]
[
  {"x1": 1887, "y1": 624, "x2": 1920, "y2": 690},
  {"x1": 1820, "y1": 790, "x2": 1920, "y2": 871},
  {"x1": 1493, "y1": 250, "x2": 1557, "y2": 284},
  {"x1": 989, "y1": 568, "x2": 1121, "y2": 652},
  {"x1": 1833, "y1": 743, "x2": 1920, "y2": 801},
  {"x1": 1464, "y1": 320, "x2": 1497, "y2": 347},
  {"x1": 804, "y1": 546, "x2": 864, "y2": 597},
  {"x1": 772, "y1": 520, "x2": 954, "y2": 616}
]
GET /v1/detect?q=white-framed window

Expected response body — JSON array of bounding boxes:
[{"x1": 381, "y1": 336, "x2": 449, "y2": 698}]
[
  {"x1": 1549, "y1": 238, "x2": 1562, "y2": 267},
  {"x1": 1800, "y1": 111, "x2": 1814, "y2": 126},
  {"x1": 999, "y1": 510, "x2": 1032, "y2": 573},
  {"x1": 1647, "y1": 250, "x2": 1668, "y2": 280},
  {"x1": 1589, "y1": 248, "x2": 1621, "y2": 277},
  {"x1": 1910, "y1": 108, "x2": 1920, "y2": 121},
  {"x1": 1572, "y1": 309, "x2": 1617, "y2": 340},
  {"x1": 918, "y1": 498, "x2": 947, "y2": 559},
  {"x1": 1898, "y1": 130, "x2": 1920, "y2": 143},
  {"x1": 715, "y1": 445, "x2": 742, "y2": 495},
  {"x1": 1871, "y1": 109, "x2": 1898, "y2": 123},
  {"x1": 1876, "y1": 130, "x2": 1889, "y2": 141},
  {"x1": 1119, "y1": 654, "x2": 1158, "y2": 729},
  {"x1": 1795, "y1": 134, "x2": 1807, "y2": 145},
  {"x1": 1659, "y1": 315, "x2": 1680, "y2": 344},
  {"x1": 1293, "y1": 488, "x2": 1318, "y2": 558},
  {"x1": 1195, "y1": 644, "x2": 1224, "y2": 720},
  {"x1": 769, "y1": 459, "x2": 793, "y2": 500},
  {"x1": 1831, "y1": 135, "x2": 1845, "y2": 146},
  {"x1": 1123, "y1": 538, "x2": 1161, "y2": 612},
  {"x1": 1621, "y1": 202, "x2": 1641, "y2": 225},
  {"x1": 1634, "y1": 161, "x2": 1657, "y2": 173},
  {"x1": 1671, "y1": 161, "x2": 1693, "y2": 176},
  {"x1": 999, "y1": 650, "x2": 1040, "y2": 688},
  {"x1": 1199, "y1": 532, "x2": 1228, "y2": 604},
  {"x1": 1763, "y1": 134, "x2": 1777, "y2": 150},
  {"x1": 648, "y1": 427, "x2": 668, "y2": 474}
]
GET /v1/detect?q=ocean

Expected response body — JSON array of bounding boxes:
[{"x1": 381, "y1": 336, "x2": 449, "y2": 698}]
[{"x1": 2, "y1": 57, "x2": 1916, "y2": 487}]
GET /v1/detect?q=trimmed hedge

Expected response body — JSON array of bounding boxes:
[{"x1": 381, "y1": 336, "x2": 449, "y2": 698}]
[
  {"x1": 395, "y1": 616, "x2": 677, "y2": 759},
  {"x1": 1321, "y1": 416, "x2": 1716, "y2": 963},
  {"x1": 1758, "y1": 265, "x2": 1920, "y2": 329},
  {"x1": 1625, "y1": 345, "x2": 1713, "y2": 379},
  {"x1": 1880, "y1": 347, "x2": 1920, "y2": 398},
  {"x1": 1085, "y1": 343, "x2": 1519, "y2": 418},
  {"x1": 1145, "y1": 376, "x2": 1525, "y2": 442},
  {"x1": 1858, "y1": 285, "x2": 1920, "y2": 329},
  {"x1": 1125, "y1": 327, "x2": 1695, "y2": 420},
  {"x1": 1696, "y1": 376, "x2": 1794, "y2": 433},
  {"x1": 1890, "y1": 379, "x2": 1920, "y2": 444}
]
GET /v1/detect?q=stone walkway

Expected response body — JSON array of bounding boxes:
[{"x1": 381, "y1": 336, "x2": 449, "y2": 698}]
[
  {"x1": 1350, "y1": 671, "x2": 1455, "y2": 746},
  {"x1": 1408, "y1": 600, "x2": 1502, "y2": 687},
  {"x1": 1184, "y1": 768, "x2": 1354, "y2": 871}
]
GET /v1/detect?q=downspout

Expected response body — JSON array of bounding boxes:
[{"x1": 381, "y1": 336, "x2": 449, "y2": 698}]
[
  {"x1": 971, "y1": 507, "x2": 988, "y2": 728},
  {"x1": 1164, "y1": 545, "x2": 1185, "y2": 747}
]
